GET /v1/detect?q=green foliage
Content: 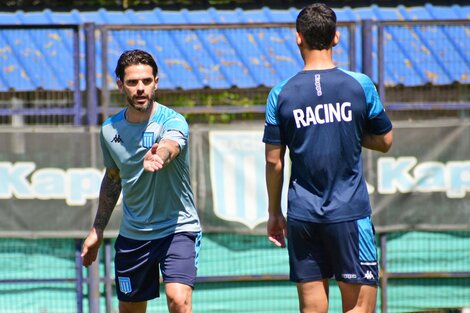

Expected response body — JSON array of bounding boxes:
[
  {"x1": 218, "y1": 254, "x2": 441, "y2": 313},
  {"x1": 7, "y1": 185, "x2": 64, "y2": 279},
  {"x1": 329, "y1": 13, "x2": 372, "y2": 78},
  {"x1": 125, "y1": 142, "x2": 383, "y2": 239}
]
[
  {"x1": 109, "y1": 87, "x2": 268, "y2": 124},
  {"x1": 157, "y1": 89, "x2": 267, "y2": 108},
  {"x1": 161, "y1": 89, "x2": 267, "y2": 123}
]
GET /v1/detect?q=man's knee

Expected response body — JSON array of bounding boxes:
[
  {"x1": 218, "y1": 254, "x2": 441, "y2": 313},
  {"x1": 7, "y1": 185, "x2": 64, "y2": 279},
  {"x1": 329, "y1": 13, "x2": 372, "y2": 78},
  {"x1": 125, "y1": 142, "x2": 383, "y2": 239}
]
[
  {"x1": 338, "y1": 282, "x2": 377, "y2": 313},
  {"x1": 167, "y1": 291, "x2": 190, "y2": 307},
  {"x1": 166, "y1": 283, "x2": 193, "y2": 313}
]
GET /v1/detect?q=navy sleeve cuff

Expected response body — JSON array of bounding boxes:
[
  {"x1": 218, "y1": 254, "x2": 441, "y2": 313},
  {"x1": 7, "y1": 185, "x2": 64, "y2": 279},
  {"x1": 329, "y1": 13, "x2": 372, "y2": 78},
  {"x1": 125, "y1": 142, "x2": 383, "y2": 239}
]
[
  {"x1": 366, "y1": 110, "x2": 393, "y2": 135},
  {"x1": 263, "y1": 123, "x2": 283, "y2": 145}
]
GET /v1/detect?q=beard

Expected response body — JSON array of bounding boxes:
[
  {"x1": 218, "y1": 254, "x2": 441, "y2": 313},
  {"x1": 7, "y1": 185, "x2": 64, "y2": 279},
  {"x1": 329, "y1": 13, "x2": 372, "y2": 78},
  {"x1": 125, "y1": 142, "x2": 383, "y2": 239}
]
[{"x1": 126, "y1": 90, "x2": 156, "y2": 112}]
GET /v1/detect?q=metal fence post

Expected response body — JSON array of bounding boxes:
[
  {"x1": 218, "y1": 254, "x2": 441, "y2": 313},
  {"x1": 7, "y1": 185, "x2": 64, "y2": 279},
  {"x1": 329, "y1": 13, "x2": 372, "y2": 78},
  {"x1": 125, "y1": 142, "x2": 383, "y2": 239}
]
[
  {"x1": 75, "y1": 239, "x2": 84, "y2": 313},
  {"x1": 105, "y1": 239, "x2": 113, "y2": 313},
  {"x1": 380, "y1": 233, "x2": 388, "y2": 313},
  {"x1": 85, "y1": 124, "x2": 101, "y2": 313},
  {"x1": 348, "y1": 23, "x2": 357, "y2": 71},
  {"x1": 100, "y1": 26, "x2": 110, "y2": 122},
  {"x1": 361, "y1": 19, "x2": 374, "y2": 80},
  {"x1": 88, "y1": 259, "x2": 101, "y2": 313},
  {"x1": 84, "y1": 22, "x2": 98, "y2": 126},
  {"x1": 73, "y1": 25, "x2": 82, "y2": 126},
  {"x1": 11, "y1": 97, "x2": 25, "y2": 154},
  {"x1": 377, "y1": 23, "x2": 386, "y2": 103}
]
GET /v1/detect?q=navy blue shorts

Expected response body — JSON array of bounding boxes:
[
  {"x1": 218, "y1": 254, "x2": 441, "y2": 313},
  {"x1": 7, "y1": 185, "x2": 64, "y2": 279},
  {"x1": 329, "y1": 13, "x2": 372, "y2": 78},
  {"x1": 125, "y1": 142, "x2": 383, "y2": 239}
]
[
  {"x1": 287, "y1": 216, "x2": 378, "y2": 286},
  {"x1": 114, "y1": 231, "x2": 202, "y2": 302}
]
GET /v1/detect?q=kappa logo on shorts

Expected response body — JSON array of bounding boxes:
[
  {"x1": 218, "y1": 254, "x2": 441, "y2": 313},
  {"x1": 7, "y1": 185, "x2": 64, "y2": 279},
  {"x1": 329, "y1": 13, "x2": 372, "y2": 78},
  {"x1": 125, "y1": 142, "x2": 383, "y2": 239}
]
[
  {"x1": 364, "y1": 270, "x2": 375, "y2": 280},
  {"x1": 118, "y1": 276, "x2": 132, "y2": 294}
]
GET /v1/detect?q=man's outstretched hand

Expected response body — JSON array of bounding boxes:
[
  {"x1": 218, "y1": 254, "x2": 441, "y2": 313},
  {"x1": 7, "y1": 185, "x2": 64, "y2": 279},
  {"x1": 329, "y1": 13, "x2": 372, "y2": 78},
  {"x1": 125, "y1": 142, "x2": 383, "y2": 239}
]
[{"x1": 143, "y1": 143, "x2": 164, "y2": 172}]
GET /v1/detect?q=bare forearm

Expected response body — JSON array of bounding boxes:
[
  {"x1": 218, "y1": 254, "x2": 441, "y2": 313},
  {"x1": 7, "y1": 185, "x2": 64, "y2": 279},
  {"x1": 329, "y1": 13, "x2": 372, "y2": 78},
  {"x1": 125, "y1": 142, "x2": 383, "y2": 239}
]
[
  {"x1": 156, "y1": 146, "x2": 173, "y2": 166},
  {"x1": 362, "y1": 130, "x2": 393, "y2": 153},
  {"x1": 156, "y1": 139, "x2": 181, "y2": 166},
  {"x1": 265, "y1": 144, "x2": 286, "y2": 215},
  {"x1": 93, "y1": 172, "x2": 121, "y2": 231},
  {"x1": 266, "y1": 162, "x2": 284, "y2": 215}
]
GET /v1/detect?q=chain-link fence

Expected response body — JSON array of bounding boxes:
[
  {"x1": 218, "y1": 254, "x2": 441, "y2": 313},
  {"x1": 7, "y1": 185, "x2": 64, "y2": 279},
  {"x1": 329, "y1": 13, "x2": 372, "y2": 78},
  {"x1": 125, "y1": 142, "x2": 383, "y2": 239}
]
[{"x1": 0, "y1": 15, "x2": 469, "y2": 313}]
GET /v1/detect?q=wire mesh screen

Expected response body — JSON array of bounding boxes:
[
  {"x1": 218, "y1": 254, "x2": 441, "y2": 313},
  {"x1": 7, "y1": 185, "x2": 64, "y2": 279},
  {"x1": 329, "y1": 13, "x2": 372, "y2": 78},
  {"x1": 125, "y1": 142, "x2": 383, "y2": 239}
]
[
  {"x1": 0, "y1": 22, "x2": 469, "y2": 125},
  {"x1": 0, "y1": 25, "x2": 81, "y2": 126},
  {"x1": 103, "y1": 26, "x2": 304, "y2": 90},
  {"x1": 0, "y1": 20, "x2": 469, "y2": 313},
  {"x1": 99, "y1": 23, "x2": 354, "y2": 121},
  {"x1": 1, "y1": 232, "x2": 468, "y2": 312},
  {"x1": 380, "y1": 21, "x2": 470, "y2": 112},
  {"x1": 382, "y1": 231, "x2": 470, "y2": 313},
  {"x1": 0, "y1": 90, "x2": 77, "y2": 125},
  {"x1": 105, "y1": 233, "x2": 344, "y2": 313},
  {"x1": 386, "y1": 232, "x2": 470, "y2": 273},
  {"x1": 0, "y1": 238, "x2": 79, "y2": 312}
]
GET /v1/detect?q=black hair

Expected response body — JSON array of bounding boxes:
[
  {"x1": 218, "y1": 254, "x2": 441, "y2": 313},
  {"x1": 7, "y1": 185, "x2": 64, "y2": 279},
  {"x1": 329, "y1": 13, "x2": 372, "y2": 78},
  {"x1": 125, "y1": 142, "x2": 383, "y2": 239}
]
[
  {"x1": 114, "y1": 49, "x2": 159, "y2": 81},
  {"x1": 296, "y1": 3, "x2": 337, "y2": 50}
]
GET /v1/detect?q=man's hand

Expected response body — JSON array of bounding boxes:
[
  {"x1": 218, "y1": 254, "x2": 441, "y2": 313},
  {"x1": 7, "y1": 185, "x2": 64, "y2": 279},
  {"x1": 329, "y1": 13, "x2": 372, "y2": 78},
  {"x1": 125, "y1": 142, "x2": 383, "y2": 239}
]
[
  {"x1": 267, "y1": 213, "x2": 287, "y2": 248},
  {"x1": 143, "y1": 143, "x2": 164, "y2": 172},
  {"x1": 81, "y1": 228, "x2": 103, "y2": 267}
]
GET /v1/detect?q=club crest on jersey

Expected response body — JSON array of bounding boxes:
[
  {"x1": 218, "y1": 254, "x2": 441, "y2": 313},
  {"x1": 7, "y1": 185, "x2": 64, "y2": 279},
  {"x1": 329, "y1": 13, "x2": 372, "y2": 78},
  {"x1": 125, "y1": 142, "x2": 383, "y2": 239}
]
[
  {"x1": 142, "y1": 132, "x2": 154, "y2": 149},
  {"x1": 118, "y1": 276, "x2": 132, "y2": 294},
  {"x1": 142, "y1": 123, "x2": 162, "y2": 148}
]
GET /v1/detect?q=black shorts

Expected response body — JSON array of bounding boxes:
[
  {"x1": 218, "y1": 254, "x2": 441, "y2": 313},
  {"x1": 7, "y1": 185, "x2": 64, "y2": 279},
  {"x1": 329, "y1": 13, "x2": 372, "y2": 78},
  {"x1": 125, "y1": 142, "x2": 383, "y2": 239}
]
[
  {"x1": 287, "y1": 216, "x2": 378, "y2": 286},
  {"x1": 114, "y1": 231, "x2": 202, "y2": 302}
]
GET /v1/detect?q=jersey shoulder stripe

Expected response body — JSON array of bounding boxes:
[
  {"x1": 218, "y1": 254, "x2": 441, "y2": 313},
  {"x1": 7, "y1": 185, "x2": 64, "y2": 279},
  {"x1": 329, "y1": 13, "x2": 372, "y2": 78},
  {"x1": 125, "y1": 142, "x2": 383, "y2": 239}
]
[
  {"x1": 266, "y1": 75, "x2": 296, "y2": 125},
  {"x1": 152, "y1": 103, "x2": 189, "y2": 136},
  {"x1": 338, "y1": 68, "x2": 384, "y2": 118}
]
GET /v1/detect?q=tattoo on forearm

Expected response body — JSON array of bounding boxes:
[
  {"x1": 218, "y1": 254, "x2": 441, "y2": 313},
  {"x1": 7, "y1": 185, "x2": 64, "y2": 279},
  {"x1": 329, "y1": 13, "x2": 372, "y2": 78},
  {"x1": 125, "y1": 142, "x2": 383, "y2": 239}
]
[{"x1": 93, "y1": 173, "x2": 121, "y2": 231}]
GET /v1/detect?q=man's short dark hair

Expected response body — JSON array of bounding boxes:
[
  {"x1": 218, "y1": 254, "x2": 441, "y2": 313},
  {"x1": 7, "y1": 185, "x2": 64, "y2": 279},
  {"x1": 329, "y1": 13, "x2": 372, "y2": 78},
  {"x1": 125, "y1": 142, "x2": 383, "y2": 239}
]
[
  {"x1": 114, "y1": 49, "x2": 159, "y2": 81},
  {"x1": 296, "y1": 3, "x2": 337, "y2": 50}
]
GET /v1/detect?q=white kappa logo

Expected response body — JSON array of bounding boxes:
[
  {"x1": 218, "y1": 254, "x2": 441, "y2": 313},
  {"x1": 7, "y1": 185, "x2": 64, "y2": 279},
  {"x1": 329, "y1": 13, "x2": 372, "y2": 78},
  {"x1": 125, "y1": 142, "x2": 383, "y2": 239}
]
[{"x1": 364, "y1": 270, "x2": 374, "y2": 280}]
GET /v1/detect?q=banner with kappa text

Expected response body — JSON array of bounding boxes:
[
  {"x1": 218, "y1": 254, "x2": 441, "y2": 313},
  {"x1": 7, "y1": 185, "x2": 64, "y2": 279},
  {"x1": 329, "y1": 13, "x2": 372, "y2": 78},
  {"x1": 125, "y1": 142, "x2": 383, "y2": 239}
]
[
  {"x1": 0, "y1": 128, "x2": 122, "y2": 238},
  {"x1": 0, "y1": 120, "x2": 469, "y2": 237}
]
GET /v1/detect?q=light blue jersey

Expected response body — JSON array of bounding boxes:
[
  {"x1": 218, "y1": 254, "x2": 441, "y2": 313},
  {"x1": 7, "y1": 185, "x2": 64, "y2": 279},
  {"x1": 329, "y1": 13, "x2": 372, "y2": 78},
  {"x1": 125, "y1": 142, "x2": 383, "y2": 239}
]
[{"x1": 100, "y1": 103, "x2": 201, "y2": 240}]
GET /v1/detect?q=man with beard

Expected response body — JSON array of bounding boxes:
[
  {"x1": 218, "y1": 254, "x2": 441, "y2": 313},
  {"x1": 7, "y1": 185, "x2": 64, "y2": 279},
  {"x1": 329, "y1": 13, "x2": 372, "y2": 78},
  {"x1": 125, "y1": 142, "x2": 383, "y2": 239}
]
[{"x1": 81, "y1": 49, "x2": 202, "y2": 313}]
